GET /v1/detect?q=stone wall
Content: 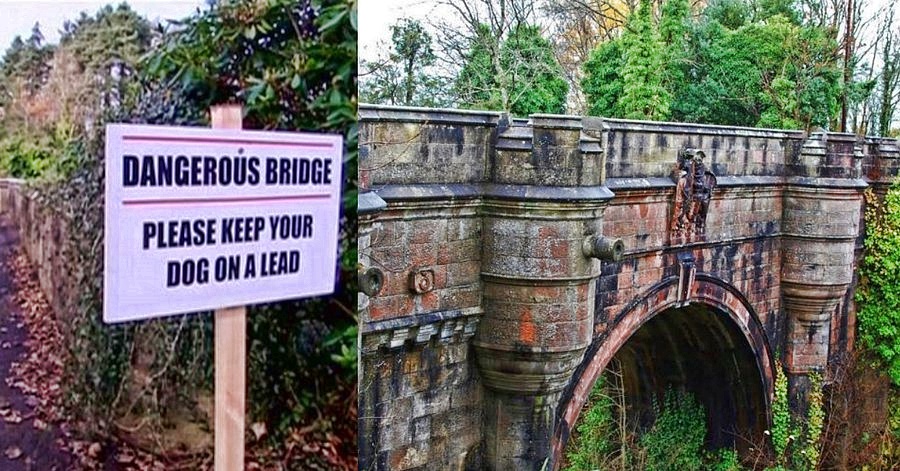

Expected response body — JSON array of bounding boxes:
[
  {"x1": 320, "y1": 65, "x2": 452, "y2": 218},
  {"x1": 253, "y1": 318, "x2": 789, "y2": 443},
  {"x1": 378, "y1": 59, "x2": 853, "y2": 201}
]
[
  {"x1": 0, "y1": 179, "x2": 77, "y2": 331},
  {"x1": 359, "y1": 107, "x2": 494, "y2": 470},
  {"x1": 359, "y1": 104, "x2": 900, "y2": 470}
]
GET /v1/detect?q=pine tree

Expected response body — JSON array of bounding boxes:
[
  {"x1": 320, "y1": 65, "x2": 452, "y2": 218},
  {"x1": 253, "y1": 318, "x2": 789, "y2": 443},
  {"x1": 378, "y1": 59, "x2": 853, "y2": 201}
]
[
  {"x1": 456, "y1": 23, "x2": 568, "y2": 115},
  {"x1": 660, "y1": 0, "x2": 692, "y2": 120},
  {"x1": 619, "y1": 0, "x2": 671, "y2": 120},
  {"x1": 360, "y1": 18, "x2": 447, "y2": 107}
]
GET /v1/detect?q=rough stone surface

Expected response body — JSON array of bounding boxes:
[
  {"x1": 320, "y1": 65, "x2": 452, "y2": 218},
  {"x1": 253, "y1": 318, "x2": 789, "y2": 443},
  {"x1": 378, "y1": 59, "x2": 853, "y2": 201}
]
[
  {"x1": 358, "y1": 105, "x2": 900, "y2": 470},
  {"x1": 0, "y1": 180, "x2": 78, "y2": 338}
]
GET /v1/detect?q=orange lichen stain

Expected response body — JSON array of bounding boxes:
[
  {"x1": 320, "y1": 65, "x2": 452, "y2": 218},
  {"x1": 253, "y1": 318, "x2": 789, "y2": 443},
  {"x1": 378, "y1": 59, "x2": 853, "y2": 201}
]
[{"x1": 520, "y1": 310, "x2": 536, "y2": 343}]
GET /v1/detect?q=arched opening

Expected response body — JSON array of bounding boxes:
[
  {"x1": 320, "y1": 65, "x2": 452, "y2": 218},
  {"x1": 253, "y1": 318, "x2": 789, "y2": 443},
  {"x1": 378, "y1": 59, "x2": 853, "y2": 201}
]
[
  {"x1": 553, "y1": 278, "x2": 775, "y2": 469},
  {"x1": 614, "y1": 303, "x2": 767, "y2": 452}
]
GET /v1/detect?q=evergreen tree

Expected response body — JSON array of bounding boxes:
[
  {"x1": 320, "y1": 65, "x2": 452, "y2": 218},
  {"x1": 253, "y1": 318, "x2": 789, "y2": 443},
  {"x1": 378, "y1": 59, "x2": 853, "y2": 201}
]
[
  {"x1": 456, "y1": 23, "x2": 568, "y2": 115},
  {"x1": 581, "y1": 0, "x2": 842, "y2": 130},
  {"x1": 619, "y1": 0, "x2": 671, "y2": 120},
  {"x1": 704, "y1": 0, "x2": 750, "y2": 29},
  {"x1": 582, "y1": 39, "x2": 624, "y2": 117},
  {"x1": 501, "y1": 24, "x2": 569, "y2": 116},
  {"x1": 455, "y1": 24, "x2": 497, "y2": 109},
  {"x1": 751, "y1": 0, "x2": 800, "y2": 24},
  {"x1": 660, "y1": 0, "x2": 692, "y2": 121},
  {"x1": 0, "y1": 24, "x2": 55, "y2": 95},
  {"x1": 57, "y1": 5, "x2": 152, "y2": 114}
]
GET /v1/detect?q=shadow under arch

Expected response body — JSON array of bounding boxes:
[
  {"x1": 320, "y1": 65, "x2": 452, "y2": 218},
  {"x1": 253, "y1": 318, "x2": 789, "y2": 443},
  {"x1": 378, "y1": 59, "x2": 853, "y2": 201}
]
[{"x1": 550, "y1": 274, "x2": 776, "y2": 467}]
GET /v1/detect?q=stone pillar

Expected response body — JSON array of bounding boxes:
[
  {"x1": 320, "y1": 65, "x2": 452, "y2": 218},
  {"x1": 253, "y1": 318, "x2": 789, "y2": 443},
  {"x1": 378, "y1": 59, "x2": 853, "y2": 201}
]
[
  {"x1": 356, "y1": 190, "x2": 386, "y2": 470},
  {"x1": 473, "y1": 115, "x2": 611, "y2": 469},
  {"x1": 782, "y1": 132, "x2": 865, "y2": 399}
]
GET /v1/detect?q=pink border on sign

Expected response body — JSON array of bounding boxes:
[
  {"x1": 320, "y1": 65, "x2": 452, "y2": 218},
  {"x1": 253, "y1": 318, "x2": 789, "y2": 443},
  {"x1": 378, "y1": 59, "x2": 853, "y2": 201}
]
[
  {"x1": 122, "y1": 194, "x2": 331, "y2": 207},
  {"x1": 119, "y1": 134, "x2": 337, "y2": 207},
  {"x1": 122, "y1": 134, "x2": 335, "y2": 148}
]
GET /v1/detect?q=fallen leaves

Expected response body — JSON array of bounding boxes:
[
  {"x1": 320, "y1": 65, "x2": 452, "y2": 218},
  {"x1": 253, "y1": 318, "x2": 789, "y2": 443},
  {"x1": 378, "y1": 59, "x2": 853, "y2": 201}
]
[
  {"x1": 245, "y1": 385, "x2": 359, "y2": 470},
  {"x1": 87, "y1": 441, "x2": 102, "y2": 458},
  {"x1": 250, "y1": 421, "x2": 267, "y2": 440},
  {"x1": 3, "y1": 246, "x2": 359, "y2": 470},
  {"x1": 1, "y1": 408, "x2": 24, "y2": 423},
  {"x1": 4, "y1": 445, "x2": 22, "y2": 460},
  {"x1": 6, "y1": 250, "x2": 65, "y2": 424}
]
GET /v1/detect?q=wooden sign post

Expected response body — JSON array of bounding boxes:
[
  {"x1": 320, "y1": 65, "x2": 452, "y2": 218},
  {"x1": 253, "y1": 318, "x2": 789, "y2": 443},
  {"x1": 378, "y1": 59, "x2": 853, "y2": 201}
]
[
  {"x1": 211, "y1": 105, "x2": 246, "y2": 471},
  {"x1": 103, "y1": 103, "x2": 342, "y2": 471}
]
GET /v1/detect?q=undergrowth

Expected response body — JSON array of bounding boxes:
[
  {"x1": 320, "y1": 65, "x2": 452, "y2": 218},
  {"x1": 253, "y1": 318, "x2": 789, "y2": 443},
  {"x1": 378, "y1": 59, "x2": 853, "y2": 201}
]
[
  {"x1": 564, "y1": 362, "x2": 826, "y2": 471},
  {"x1": 563, "y1": 369, "x2": 741, "y2": 471}
]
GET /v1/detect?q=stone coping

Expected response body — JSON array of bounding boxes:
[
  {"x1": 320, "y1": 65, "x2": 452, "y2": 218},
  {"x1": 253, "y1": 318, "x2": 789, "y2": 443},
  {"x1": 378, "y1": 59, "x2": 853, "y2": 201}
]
[
  {"x1": 359, "y1": 104, "x2": 900, "y2": 151},
  {"x1": 359, "y1": 104, "x2": 502, "y2": 126},
  {"x1": 602, "y1": 117, "x2": 807, "y2": 139},
  {"x1": 358, "y1": 190, "x2": 387, "y2": 215},
  {"x1": 369, "y1": 183, "x2": 615, "y2": 202},
  {"x1": 361, "y1": 306, "x2": 482, "y2": 335}
]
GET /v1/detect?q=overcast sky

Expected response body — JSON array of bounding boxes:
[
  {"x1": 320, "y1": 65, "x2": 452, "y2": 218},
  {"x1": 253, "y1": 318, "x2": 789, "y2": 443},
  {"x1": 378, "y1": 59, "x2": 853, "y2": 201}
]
[
  {"x1": 359, "y1": 0, "x2": 900, "y2": 62},
  {"x1": 0, "y1": 0, "x2": 205, "y2": 52}
]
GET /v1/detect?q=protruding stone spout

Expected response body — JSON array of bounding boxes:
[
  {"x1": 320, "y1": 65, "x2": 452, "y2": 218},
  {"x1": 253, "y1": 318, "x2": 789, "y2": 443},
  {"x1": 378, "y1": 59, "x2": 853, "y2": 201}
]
[
  {"x1": 582, "y1": 235, "x2": 624, "y2": 261},
  {"x1": 358, "y1": 267, "x2": 384, "y2": 297}
]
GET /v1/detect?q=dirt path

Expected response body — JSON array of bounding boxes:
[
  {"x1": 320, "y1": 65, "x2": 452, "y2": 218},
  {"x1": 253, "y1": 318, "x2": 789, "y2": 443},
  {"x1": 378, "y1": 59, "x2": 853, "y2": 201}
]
[{"x1": 0, "y1": 216, "x2": 73, "y2": 469}]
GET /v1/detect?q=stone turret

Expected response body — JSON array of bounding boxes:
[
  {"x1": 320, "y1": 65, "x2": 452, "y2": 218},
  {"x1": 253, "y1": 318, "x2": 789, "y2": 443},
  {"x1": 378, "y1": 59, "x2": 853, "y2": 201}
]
[
  {"x1": 473, "y1": 115, "x2": 612, "y2": 469},
  {"x1": 781, "y1": 132, "x2": 865, "y2": 396}
]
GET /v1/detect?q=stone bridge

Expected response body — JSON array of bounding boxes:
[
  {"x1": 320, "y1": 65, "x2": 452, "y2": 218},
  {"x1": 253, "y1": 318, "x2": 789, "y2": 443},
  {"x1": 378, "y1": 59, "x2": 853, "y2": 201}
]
[{"x1": 357, "y1": 104, "x2": 900, "y2": 470}]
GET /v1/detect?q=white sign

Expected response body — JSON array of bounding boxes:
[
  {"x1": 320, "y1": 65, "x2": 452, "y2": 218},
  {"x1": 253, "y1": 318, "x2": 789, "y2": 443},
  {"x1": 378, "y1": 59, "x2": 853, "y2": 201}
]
[{"x1": 103, "y1": 124, "x2": 343, "y2": 323}]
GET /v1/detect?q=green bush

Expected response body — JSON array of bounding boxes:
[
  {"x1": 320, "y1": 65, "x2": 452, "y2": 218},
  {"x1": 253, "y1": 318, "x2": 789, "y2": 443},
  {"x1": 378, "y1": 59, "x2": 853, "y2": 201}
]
[
  {"x1": 564, "y1": 375, "x2": 619, "y2": 470},
  {"x1": 641, "y1": 389, "x2": 707, "y2": 471},
  {"x1": 564, "y1": 372, "x2": 742, "y2": 471},
  {"x1": 0, "y1": 136, "x2": 53, "y2": 178}
]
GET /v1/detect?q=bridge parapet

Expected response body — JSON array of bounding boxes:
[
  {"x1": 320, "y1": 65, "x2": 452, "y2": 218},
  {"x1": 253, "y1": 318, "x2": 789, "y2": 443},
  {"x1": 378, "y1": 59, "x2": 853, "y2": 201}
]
[
  {"x1": 602, "y1": 118, "x2": 804, "y2": 181},
  {"x1": 358, "y1": 104, "x2": 900, "y2": 470},
  {"x1": 863, "y1": 136, "x2": 900, "y2": 192}
]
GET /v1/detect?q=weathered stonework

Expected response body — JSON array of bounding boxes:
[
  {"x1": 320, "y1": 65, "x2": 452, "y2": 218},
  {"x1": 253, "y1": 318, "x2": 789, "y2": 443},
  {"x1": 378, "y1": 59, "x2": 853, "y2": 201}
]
[
  {"x1": 671, "y1": 149, "x2": 717, "y2": 243},
  {"x1": 358, "y1": 104, "x2": 900, "y2": 470},
  {"x1": 0, "y1": 179, "x2": 79, "y2": 335}
]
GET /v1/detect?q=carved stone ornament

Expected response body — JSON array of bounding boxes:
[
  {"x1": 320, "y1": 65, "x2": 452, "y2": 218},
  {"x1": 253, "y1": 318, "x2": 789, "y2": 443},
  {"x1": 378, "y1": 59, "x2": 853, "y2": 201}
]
[
  {"x1": 671, "y1": 149, "x2": 717, "y2": 243},
  {"x1": 409, "y1": 269, "x2": 435, "y2": 294}
]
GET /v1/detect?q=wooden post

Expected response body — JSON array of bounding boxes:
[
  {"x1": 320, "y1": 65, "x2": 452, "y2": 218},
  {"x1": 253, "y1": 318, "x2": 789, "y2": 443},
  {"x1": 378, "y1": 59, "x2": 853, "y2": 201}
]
[{"x1": 211, "y1": 104, "x2": 246, "y2": 471}]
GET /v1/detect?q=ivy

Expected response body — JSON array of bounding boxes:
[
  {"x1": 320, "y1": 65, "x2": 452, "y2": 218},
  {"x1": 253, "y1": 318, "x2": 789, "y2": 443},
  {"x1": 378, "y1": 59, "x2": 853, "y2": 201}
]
[
  {"x1": 766, "y1": 362, "x2": 824, "y2": 471},
  {"x1": 857, "y1": 183, "x2": 900, "y2": 385},
  {"x1": 770, "y1": 360, "x2": 791, "y2": 459},
  {"x1": 640, "y1": 389, "x2": 707, "y2": 471}
]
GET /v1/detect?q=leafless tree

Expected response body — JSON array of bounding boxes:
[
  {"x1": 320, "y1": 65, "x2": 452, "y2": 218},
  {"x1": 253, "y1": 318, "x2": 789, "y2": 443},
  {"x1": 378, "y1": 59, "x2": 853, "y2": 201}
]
[
  {"x1": 541, "y1": 0, "x2": 636, "y2": 113},
  {"x1": 873, "y1": 8, "x2": 900, "y2": 136},
  {"x1": 430, "y1": 0, "x2": 537, "y2": 111}
]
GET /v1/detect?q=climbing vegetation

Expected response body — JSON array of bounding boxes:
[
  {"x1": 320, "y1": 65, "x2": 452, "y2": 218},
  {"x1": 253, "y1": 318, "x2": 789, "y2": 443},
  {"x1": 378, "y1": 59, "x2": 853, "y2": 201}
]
[
  {"x1": 564, "y1": 362, "x2": 828, "y2": 471},
  {"x1": 858, "y1": 183, "x2": 900, "y2": 385},
  {"x1": 766, "y1": 363, "x2": 824, "y2": 471}
]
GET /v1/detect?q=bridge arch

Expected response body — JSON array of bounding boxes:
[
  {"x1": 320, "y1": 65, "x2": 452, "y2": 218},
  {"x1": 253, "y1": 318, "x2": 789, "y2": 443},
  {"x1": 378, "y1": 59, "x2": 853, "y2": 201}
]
[{"x1": 552, "y1": 275, "x2": 776, "y2": 466}]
